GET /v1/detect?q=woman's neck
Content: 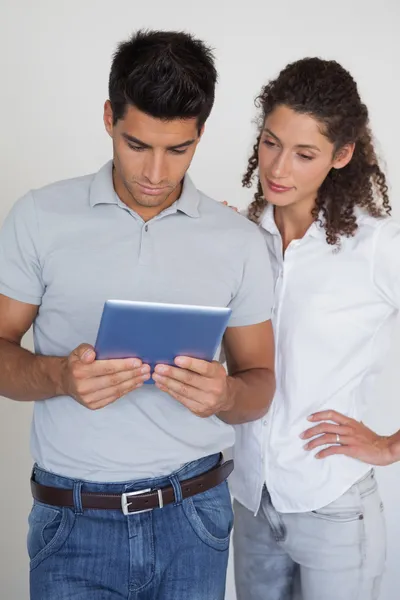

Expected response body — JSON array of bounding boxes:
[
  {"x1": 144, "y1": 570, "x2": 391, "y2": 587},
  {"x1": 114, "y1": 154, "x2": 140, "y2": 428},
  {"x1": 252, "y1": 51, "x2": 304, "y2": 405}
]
[{"x1": 274, "y1": 198, "x2": 316, "y2": 252}]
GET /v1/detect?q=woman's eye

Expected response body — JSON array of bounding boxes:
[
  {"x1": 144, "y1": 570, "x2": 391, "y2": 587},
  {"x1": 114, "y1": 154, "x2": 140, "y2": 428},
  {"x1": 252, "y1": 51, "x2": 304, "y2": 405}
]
[{"x1": 263, "y1": 140, "x2": 276, "y2": 147}]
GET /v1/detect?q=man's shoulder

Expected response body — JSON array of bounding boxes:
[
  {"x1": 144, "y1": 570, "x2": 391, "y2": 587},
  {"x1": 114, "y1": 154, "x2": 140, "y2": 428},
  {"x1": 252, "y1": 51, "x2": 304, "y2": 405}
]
[
  {"x1": 29, "y1": 171, "x2": 95, "y2": 210},
  {"x1": 3, "y1": 172, "x2": 96, "y2": 230},
  {"x1": 197, "y1": 190, "x2": 259, "y2": 235}
]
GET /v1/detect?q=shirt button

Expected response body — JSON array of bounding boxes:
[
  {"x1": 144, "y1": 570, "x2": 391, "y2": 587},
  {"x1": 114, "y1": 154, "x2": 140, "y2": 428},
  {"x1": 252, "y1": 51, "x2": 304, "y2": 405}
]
[
  {"x1": 263, "y1": 420, "x2": 268, "y2": 426},
  {"x1": 144, "y1": 225, "x2": 149, "y2": 232}
]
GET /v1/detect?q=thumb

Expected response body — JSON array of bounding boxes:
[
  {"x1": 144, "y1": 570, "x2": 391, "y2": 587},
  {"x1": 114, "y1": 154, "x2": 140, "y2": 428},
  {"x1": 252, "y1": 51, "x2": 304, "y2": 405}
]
[{"x1": 73, "y1": 344, "x2": 96, "y2": 364}]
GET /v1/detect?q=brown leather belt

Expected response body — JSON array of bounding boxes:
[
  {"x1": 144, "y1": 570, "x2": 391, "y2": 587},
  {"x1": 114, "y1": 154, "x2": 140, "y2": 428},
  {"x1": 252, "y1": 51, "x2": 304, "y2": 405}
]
[{"x1": 31, "y1": 458, "x2": 234, "y2": 515}]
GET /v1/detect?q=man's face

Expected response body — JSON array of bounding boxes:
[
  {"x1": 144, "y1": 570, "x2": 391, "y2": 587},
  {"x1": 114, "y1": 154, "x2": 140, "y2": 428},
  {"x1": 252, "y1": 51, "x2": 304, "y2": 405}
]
[{"x1": 104, "y1": 103, "x2": 203, "y2": 215}]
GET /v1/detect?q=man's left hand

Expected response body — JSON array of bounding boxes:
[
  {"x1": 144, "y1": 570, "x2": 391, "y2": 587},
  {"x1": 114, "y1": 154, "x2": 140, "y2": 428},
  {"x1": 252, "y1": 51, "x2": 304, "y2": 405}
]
[{"x1": 152, "y1": 356, "x2": 233, "y2": 418}]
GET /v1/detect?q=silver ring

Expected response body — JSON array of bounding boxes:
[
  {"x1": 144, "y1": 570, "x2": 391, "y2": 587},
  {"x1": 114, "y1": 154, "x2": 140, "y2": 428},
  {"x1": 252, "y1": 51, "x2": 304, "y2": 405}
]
[{"x1": 336, "y1": 433, "x2": 340, "y2": 444}]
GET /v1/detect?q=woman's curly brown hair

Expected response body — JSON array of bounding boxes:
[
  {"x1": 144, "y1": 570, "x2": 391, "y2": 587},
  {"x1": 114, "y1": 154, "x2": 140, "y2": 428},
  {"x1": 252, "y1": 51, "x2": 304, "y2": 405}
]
[{"x1": 244, "y1": 58, "x2": 391, "y2": 245}]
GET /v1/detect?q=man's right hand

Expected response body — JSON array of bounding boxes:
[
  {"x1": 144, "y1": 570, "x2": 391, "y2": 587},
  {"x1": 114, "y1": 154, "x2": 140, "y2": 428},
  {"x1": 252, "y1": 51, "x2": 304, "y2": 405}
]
[{"x1": 59, "y1": 343, "x2": 150, "y2": 410}]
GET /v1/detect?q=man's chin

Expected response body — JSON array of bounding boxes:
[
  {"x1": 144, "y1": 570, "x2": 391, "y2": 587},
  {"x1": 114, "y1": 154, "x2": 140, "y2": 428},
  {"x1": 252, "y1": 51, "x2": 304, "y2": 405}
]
[{"x1": 134, "y1": 194, "x2": 171, "y2": 208}]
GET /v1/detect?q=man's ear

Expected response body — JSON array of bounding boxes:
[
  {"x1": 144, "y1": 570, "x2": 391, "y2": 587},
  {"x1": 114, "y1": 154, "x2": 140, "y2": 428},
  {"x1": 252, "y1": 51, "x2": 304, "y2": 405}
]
[
  {"x1": 198, "y1": 124, "x2": 205, "y2": 141},
  {"x1": 103, "y1": 100, "x2": 114, "y2": 137}
]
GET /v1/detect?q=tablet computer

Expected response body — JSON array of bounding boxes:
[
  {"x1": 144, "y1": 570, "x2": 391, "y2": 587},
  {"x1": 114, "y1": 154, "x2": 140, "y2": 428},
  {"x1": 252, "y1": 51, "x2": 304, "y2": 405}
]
[{"x1": 94, "y1": 300, "x2": 232, "y2": 383}]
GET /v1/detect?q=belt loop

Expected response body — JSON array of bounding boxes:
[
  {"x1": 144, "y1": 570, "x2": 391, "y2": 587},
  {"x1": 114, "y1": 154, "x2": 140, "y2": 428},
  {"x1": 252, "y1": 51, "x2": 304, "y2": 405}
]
[
  {"x1": 168, "y1": 474, "x2": 182, "y2": 506},
  {"x1": 73, "y1": 481, "x2": 83, "y2": 515}
]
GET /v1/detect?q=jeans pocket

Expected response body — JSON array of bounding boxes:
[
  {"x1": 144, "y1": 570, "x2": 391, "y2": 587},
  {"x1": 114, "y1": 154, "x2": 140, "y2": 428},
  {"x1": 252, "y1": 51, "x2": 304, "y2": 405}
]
[
  {"x1": 311, "y1": 481, "x2": 365, "y2": 523},
  {"x1": 27, "y1": 501, "x2": 76, "y2": 570},
  {"x1": 311, "y1": 507, "x2": 363, "y2": 523},
  {"x1": 182, "y1": 481, "x2": 233, "y2": 551}
]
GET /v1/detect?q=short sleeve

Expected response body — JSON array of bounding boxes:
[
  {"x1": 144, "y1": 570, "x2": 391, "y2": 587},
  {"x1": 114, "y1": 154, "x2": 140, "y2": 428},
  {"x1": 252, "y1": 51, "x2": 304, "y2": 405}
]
[
  {"x1": 227, "y1": 227, "x2": 273, "y2": 327},
  {"x1": 0, "y1": 191, "x2": 44, "y2": 305},
  {"x1": 372, "y1": 219, "x2": 400, "y2": 309}
]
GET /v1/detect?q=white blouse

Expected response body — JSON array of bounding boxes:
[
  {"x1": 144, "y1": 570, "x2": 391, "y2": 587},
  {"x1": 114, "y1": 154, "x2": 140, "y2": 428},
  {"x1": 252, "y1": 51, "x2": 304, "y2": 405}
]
[{"x1": 230, "y1": 204, "x2": 400, "y2": 513}]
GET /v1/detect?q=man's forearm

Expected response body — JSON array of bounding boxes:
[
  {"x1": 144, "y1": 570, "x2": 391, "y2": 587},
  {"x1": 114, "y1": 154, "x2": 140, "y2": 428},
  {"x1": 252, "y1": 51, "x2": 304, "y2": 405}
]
[
  {"x1": 218, "y1": 368, "x2": 275, "y2": 425},
  {"x1": 0, "y1": 338, "x2": 65, "y2": 402}
]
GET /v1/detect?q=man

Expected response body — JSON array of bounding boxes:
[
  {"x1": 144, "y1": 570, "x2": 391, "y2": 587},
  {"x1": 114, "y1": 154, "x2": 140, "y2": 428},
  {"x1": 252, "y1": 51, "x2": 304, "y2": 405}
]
[{"x1": 0, "y1": 30, "x2": 275, "y2": 599}]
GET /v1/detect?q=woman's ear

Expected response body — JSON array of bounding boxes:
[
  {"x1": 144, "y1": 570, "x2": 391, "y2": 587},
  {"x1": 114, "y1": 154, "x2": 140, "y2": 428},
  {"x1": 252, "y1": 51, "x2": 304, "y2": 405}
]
[{"x1": 332, "y1": 143, "x2": 355, "y2": 170}]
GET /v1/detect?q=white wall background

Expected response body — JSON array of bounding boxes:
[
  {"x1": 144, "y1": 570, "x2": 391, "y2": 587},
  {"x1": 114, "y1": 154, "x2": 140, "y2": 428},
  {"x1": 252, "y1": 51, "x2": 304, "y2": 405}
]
[{"x1": 0, "y1": 0, "x2": 399, "y2": 598}]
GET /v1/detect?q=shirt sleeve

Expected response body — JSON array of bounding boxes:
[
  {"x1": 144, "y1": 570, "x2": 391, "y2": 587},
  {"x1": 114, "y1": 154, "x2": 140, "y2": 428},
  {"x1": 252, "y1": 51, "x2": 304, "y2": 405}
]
[
  {"x1": 0, "y1": 191, "x2": 44, "y2": 305},
  {"x1": 372, "y1": 218, "x2": 400, "y2": 309},
  {"x1": 227, "y1": 226, "x2": 273, "y2": 327}
]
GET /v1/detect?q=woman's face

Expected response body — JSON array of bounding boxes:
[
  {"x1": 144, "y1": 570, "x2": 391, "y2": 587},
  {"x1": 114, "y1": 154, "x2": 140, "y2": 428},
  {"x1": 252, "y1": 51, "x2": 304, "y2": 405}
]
[{"x1": 258, "y1": 105, "x2": 352, "y2": 209}]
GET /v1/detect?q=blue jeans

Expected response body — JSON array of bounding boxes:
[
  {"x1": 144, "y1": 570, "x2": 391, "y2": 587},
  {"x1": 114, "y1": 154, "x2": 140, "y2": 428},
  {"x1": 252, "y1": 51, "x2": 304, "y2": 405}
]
[{"x1": 28, "y1": 453, "x2": 233, "y2": 599}]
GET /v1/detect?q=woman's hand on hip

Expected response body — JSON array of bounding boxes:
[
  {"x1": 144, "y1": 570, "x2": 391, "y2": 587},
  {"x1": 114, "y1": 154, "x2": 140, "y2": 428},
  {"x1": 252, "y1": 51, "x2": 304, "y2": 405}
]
[{"x1": 300, "y1": 409, "x2": 400, "y2": 466}]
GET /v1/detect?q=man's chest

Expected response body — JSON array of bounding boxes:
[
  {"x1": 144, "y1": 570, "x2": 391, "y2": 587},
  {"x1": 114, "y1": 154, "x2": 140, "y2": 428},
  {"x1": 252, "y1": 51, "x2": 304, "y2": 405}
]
[{"x1": 40, "y1": 223, "x2": 238, "y2": 312}]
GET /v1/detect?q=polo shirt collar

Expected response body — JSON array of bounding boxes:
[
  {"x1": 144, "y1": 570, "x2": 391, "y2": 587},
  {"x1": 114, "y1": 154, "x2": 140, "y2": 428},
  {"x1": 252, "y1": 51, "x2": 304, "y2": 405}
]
[
  {"x1": 89, "y1": 161, "x2": 117, "y2": 208},
  {"x1": 174, "y1": 173, "x2": 200, "y2": 218},
  {"x1": 89, "y1": 160, "x2": 200, "y2": 218}
]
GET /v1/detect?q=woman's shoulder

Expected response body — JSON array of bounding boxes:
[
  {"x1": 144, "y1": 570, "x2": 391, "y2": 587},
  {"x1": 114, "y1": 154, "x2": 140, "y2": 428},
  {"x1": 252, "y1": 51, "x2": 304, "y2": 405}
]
[
  {"x1": 351, "y1": 210, "x2": 400, "y2": 271},
  {"x1": 355, "y1": 208, "x2": 400, "y2": 237}
]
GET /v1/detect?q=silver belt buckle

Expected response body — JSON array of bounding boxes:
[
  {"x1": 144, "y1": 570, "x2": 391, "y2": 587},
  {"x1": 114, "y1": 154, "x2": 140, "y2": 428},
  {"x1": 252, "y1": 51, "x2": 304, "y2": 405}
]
[{"x1": 121, "y1": 487, "x2": 164, "y2": 516}]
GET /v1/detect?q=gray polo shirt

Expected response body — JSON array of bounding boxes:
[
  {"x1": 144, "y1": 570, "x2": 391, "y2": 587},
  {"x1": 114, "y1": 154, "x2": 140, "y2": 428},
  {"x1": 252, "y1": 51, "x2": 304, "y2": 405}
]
[{"x1": 0, "y1": 161, "x2": 273, "y2": 481}]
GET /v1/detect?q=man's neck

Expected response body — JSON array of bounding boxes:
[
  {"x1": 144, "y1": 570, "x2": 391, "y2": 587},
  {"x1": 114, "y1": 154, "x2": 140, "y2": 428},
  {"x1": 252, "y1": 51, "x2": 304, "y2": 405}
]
[{"x1": 113, "y1": 171, "x2": 183, "y2": 222}]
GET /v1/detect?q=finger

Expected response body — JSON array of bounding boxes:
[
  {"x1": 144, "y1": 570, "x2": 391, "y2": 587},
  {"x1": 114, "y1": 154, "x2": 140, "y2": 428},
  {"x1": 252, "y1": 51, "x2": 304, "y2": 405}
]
[
  {"x1": 81, "y1": 374, "x2": 149, "y2": 408},
  {"x1": 174, "y1": 357, "x2": 217, "y2": 377},
  {"x1": 88, "y1": 391, "x2": 139, "y2": 410},
  {"x1": 87, "y1": 357, "x2": 144, "y2": 377},
  {"x1": 307, "y1": 410, "x2": 352, "y2": 426},
  {"x1": 152, "y1": 373, "x2": 204, "y2": 403},
  {"x1": 155, "y1": 382, "x2": 211, "y2": 417},
  {"x1": 88, "y1": 385, "x2": 145, "y2": 410},
  {"x1": 72, "y1": 344, "x2": 96, "y2": 364},
  {"x1": 304, "y1": 433, "x2": 352, "y2": 450},
  {"x1": 221, "y1": 201, "x2": 239, "y2": 211},
  {"x1": 315, "y1": 445, "x2": 358, "y2": 460},
  {"x1": 82, "y1": 378, "x2": 147, "y2": 409},
  {"x1": 301, "y1": 423, "x2": 353, "y2": 440},
  {"x1": 79, "y1": 366, "x2": 150, "y2": 395},
  {"x1": 153, "y1": 364, "x2": 207, "y2": 390}
]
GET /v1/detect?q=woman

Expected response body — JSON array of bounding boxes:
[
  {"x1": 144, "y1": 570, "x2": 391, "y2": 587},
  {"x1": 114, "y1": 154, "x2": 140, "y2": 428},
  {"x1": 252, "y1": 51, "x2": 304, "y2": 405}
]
[{"x1": 229, "y1": 57, "x2": 399, "y2": 600}]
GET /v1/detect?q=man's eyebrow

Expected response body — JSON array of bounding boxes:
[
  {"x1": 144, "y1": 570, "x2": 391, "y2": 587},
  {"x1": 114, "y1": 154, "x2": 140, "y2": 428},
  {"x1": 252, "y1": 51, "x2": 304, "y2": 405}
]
[
  {"x1": 122, "y1": 133, "x2": 196, "y2": 150},
  {"x1": 122, "y1": 133, "x2": 151, "y2": 148},
  {"x1": 168, "y1": 139, "x2": 196, "y2": 150}
]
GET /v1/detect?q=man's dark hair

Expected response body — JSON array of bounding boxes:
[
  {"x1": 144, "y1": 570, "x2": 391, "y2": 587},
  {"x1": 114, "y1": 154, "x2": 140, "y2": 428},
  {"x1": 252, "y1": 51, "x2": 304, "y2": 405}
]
[{"x1": 108, "y1": 29, "x2": 217, "y2": 130}]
